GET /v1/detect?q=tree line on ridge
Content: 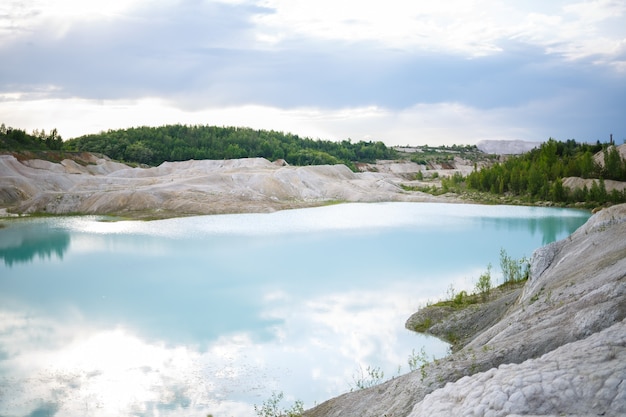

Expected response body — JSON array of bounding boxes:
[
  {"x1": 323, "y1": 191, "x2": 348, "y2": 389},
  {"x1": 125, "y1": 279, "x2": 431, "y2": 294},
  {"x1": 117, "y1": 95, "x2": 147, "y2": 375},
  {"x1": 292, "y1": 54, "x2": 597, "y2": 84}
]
[
  {"x1": 454, "y1": 138, "x2": 626, "y2": 205},
  {"x1": 2, "y1": 123, "x2": 625, "y2": 205},
  {"x1": 61, "y1": 124, "x2": 395, "y2": 169}
]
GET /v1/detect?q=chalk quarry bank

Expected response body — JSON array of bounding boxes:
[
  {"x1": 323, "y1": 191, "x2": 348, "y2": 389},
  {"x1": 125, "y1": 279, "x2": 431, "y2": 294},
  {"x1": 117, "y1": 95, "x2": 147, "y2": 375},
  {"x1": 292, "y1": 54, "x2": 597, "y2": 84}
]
[{"x1": 0, "y1": 153, "x2": 458, "y2": 218}]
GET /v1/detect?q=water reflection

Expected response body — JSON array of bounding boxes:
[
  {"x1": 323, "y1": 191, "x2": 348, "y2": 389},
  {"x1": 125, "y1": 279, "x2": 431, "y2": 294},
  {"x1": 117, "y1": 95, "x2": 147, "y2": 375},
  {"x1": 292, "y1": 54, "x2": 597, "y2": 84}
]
[
  {"x1": 479, "y1": 209, "x2": 589, "y2": 245},
  {"x1": 0, "y1": 204, "x2": 591, "y2": 417},
  {"x1": 0, "y1": 222, "x2": 70, "y2": 266},
  {"x1": 0, "y1": 279, "x2": 447, "y2": 417}
]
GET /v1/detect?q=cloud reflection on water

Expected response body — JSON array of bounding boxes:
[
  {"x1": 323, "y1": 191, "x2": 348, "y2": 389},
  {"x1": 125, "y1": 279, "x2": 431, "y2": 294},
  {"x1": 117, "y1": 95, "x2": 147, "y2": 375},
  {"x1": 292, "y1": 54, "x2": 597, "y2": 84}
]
[
  {"x1": 0, "y1": 203, "x2": 590, "y2": 416},
  {"x1": 57, "y1": 202, "x2": 588, "y2": 239},
  {"x1": 0, "y1": 276, "x2": 451, "y2": 417}
]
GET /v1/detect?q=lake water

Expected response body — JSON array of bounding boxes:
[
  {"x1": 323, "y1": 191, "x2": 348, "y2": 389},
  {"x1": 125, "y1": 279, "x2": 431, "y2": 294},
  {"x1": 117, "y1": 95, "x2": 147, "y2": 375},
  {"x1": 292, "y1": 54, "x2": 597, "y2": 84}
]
[{"x1": 0, "y1": 202, "x2": 590, "y2": 417}]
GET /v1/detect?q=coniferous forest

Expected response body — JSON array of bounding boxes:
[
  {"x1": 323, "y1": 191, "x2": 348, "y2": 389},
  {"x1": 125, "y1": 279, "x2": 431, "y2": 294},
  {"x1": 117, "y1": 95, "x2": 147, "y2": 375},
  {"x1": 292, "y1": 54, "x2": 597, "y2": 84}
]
[{"x1": 462, "y1": 138, "x2": 626, "y2": 205}]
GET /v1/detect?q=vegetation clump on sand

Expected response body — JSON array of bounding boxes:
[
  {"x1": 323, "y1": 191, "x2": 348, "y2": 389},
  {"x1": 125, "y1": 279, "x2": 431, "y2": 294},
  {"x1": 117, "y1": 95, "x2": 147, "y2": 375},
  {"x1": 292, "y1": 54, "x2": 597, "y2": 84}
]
[
  {"x1": 407, "y1": 281, "x2": 526, "y2": 351},
  {"x1": 407, "y1": 250, "x2": 529, "y2": 351}
]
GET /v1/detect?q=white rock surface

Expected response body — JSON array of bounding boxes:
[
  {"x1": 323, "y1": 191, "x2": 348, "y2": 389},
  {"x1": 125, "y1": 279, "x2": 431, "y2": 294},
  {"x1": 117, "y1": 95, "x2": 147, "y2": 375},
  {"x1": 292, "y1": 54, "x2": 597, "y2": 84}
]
[
  {"x1": 562, "y1": 176, "x2": 626, "y2": 193},
  {"x1": 410, "y1": 320, "x2": 626, "y2": 416}
]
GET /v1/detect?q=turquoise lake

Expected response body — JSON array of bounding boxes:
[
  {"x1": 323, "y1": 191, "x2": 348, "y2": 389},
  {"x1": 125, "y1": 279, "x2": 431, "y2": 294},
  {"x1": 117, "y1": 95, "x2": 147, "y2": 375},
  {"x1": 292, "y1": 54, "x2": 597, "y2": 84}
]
[{"x1": 0, "y1": 202, "x2": 590, "y2": 417}]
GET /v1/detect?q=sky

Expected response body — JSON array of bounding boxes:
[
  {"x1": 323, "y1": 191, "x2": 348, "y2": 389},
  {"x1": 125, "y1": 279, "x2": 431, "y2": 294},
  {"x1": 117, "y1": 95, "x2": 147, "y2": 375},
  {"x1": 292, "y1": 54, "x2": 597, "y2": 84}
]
[{"x1": 1, "y1": 0, "x2": 625, "y2": 146}]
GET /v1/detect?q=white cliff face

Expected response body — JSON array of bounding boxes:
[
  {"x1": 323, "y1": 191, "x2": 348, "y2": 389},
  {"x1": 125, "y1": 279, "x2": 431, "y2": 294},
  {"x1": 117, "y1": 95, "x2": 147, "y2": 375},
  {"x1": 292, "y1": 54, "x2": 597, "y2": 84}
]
[
  {"x1": 0, "y1": 155, "x2": 455, "y2": 217},
  {"x1": 305, "y1": 203, "x2": 626, "y2": 417}
]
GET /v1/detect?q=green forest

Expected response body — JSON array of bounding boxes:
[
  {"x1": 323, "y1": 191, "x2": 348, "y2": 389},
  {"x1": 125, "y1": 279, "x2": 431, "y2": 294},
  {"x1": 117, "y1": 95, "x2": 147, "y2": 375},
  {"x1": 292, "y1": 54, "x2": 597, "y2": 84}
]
[
  {"x1": 1, "y1": 124, "x2": 396, "y2": 169},
  {"x1": 458, "y1": 138, "x2": 626, "y2": 205},
  {"x1": 62, "y1": 124, "x2": 396, "y2": 169},
  {"x1": 0, "y1": 124, "x2": 63, "y2": 151}
]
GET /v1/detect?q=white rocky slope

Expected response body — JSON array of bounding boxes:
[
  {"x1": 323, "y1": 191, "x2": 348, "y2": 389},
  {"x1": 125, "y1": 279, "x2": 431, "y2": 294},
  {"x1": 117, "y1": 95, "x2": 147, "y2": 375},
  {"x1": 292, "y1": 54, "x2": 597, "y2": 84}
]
[
  {"x1": 304, "y1": 203, "x2": 626, "y2": 417},
  {"x1": 410, "y1": 320, "x2": 625, "y2": 416},
  {"x1": 0, "y1": 154, "x2": 454, "y2": 217},
  {"x1": 562, "y1": 144, "x2": 626, "y2": 194}
]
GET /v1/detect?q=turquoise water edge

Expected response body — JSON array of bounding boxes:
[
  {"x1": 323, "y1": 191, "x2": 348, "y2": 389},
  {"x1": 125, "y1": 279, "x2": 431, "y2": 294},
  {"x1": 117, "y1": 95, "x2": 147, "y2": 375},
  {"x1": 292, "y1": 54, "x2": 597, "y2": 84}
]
[{"x1": 0, "y1": 202, "x2": 590, "y2": 417}]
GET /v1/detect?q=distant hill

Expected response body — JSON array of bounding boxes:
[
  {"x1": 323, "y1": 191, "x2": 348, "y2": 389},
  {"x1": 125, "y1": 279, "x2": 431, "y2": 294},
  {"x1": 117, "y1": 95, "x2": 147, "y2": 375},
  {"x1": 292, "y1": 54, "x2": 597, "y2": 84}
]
[
  {"x1": 62, "y1": 124, "x2": 397, "y2": 169},
  {"x1": 476, "y1": 140, "x2": 540, "y2": 155}
]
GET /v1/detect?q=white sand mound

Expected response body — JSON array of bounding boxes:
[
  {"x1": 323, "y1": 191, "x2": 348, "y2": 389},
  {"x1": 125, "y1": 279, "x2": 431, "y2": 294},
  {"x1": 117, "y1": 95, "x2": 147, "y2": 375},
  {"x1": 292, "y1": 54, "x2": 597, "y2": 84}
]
[
  {"x1": 562, "y1": 177, "x2": 626, "y2": 193},
  {"x1": 0, "y1": 155, "x2": 455, "y2": 217}
]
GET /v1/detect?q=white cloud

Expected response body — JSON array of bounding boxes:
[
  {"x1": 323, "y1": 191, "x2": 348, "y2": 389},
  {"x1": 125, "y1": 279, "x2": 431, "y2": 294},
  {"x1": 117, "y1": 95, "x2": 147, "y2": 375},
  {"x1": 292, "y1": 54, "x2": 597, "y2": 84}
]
[
  {"x1": 507, "y1": 1, "x2": 626, "y2": 63},
  {"x1": 564, "y1": 0, "x2": 626, "y2": 22},
  {"x1": 0, "y1": 0, "x2": 148, "y2": 41},
  {"x1": 253, "y1": 0, "x2": 514, "y2": 55},
  {"x1": 9, "y1": 0, "x2": 623, "y2": 62},
  {"x1": 3, "y1": 0, "x2": 625, "y2": 64},
  {"x1": 253, "y1": 0, "x2": 626, "y2": 63},
  {"x1": 0, "y1": 96, "x2": 548, "y2": 144},
  {"x1": 2, "y1": 92, "x2": 609, "y2": 145}
]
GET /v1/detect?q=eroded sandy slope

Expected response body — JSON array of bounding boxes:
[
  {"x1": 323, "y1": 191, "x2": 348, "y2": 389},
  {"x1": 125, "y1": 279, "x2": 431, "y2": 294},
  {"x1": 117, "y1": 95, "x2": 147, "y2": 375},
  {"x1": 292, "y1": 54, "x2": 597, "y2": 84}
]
[{"x1": 0, "y1": 155, "x2": 456, "y2": 217}]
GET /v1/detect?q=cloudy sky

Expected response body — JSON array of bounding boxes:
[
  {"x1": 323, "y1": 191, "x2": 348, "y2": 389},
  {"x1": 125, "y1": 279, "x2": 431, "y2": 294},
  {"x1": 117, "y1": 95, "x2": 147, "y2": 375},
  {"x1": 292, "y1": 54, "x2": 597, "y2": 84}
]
[{"x1": 1, "y1": 0, "x2": 625, "y2": 145}]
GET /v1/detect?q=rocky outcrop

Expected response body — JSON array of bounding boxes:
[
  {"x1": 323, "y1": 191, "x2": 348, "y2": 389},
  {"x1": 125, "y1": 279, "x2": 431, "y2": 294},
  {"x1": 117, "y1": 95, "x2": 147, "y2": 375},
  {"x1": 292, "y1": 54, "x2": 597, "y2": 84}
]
[
  {"x1": 304, "y1": 203, "x2": 626, "y2": 417},
  {"x1": 410, "y1": 320, "x2": 625, "y2": 416},
  {"x1": 0, "y1": 154, "x2": 457, "y2": 218},
  {"x1": 405, "y1": 284, "x2": 524, "y2": 352}
]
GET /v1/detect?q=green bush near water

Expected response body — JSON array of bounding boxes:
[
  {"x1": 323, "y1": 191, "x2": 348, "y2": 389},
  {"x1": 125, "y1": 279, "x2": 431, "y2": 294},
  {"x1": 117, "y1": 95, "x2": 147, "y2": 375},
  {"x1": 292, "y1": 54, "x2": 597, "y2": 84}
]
[{"x1": 254, "y1": 392, "x2": 304, "y2": 417}]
